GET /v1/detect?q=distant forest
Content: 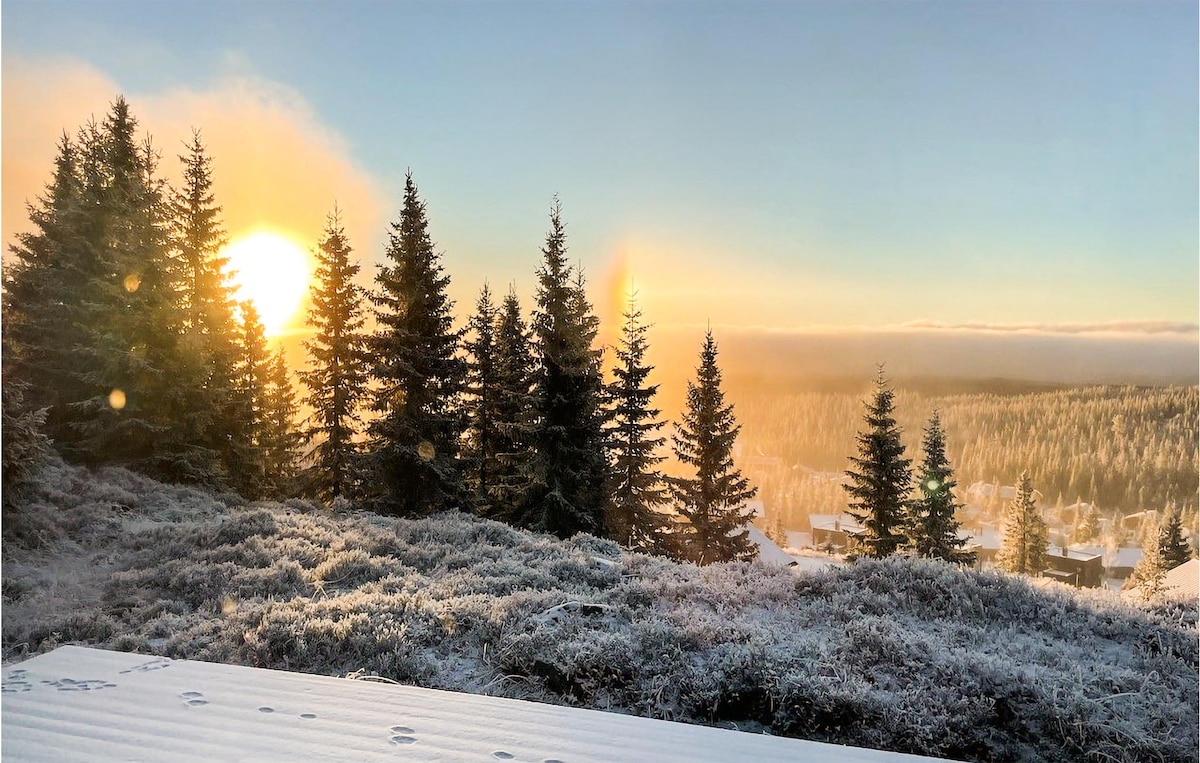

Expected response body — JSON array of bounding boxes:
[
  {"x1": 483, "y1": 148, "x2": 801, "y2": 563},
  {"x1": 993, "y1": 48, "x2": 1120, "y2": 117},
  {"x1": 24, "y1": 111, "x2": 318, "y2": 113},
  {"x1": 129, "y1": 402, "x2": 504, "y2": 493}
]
[{"x1": 736, "y1": 384, "x2": 1199, "y2": 532}]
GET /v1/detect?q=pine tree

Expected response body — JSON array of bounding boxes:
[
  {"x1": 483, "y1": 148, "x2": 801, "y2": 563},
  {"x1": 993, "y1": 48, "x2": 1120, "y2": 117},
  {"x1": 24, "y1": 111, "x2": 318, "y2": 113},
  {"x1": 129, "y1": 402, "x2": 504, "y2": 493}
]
[
  {"x1": 842, "y1": 368, "x2": 912, "y2": 558},
  {"x1": 1157, "y1": 508, "x2": 1193, "y2": 570},
  {"x1": 462, "y1": 284, "x2": 502, "y2": 511},
  {"x1": 361, "y1": 173, "x2": 466, "y2": 514},
  {"x1": 299, "y1": 209, "x2": 367, "y2": 502},
  {"x1": 605, "y1": 295, "x2": 672, "y2": 554},
  {"x1": 527, "y1": 201, "x2": 609, "y2": 538},
  {"x1": 262, "y1": 348, "x2": 301, "y2": 497},
  {"x1": 229, "y1": 302, "x2": 272, "y2": 498},
  {"x1": 3, "y1": 133, "x2": 97, "y2": 448},
  {"x1": 489, "y1": 288, "x2": 538, "y2": 524},
  {"x1": 997, "y1": 471, "x2": 1048, "y2": 576},
  {"x1": 1073, "y1": 503, "x2": 1101, "y2": 544},
  {"x1": 670, "y1": 330, "x2": 757, "y2": 565},
  {"x1": 1128, "y1": 518, "x2": 1167, "y2": 596},
  {"x1": 170, "y1": 130, "x2": 240, "y2": 480},
  {"x1": 902, "y1": 410, "x2": 974, "y2": 564}
]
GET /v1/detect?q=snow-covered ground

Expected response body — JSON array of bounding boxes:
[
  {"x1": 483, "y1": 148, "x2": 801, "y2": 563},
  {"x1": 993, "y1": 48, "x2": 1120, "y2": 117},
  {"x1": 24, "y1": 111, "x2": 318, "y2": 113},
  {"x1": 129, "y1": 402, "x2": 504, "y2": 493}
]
[{"x1": 3, "y1": 646, "x2": 945, "y2": 762}]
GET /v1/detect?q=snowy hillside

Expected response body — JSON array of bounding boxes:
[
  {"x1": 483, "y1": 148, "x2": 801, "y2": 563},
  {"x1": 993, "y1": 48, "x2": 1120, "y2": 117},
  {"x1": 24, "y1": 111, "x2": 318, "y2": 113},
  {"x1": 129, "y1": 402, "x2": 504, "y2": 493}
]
[{"x1": 3, "y1": 459, "x2": 1197, "y2": 762}]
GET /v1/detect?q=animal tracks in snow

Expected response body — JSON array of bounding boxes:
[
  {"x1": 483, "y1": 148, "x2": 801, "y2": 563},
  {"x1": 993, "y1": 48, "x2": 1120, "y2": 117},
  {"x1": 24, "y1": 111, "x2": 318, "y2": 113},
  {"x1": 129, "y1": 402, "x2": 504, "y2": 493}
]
[
  {"x1": 41, "y1": 678, "x2": 117, "y2": 692},
  {"x1": 119, "y1": 657, "x2": 171, "y2": 674}
]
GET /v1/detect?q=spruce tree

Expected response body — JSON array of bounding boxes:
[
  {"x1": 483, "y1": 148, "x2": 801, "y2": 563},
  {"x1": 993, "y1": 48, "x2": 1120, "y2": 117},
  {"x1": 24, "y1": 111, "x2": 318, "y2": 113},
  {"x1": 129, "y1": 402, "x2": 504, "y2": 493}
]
[
  {"x1": 902, "y1": 410, "x2": 974, "y2": 564},
  {"x1": 489, "y1": 288, "x2": 538, "y2": 525},
  {"x1": 843, "y1": 368, "x2": 912, "y2": 558},
  {"x1": 670, "y1": 330, "x2": 757, "y2": 565},
  {"x1": 170, "y1": 130, "x2": 240, "y2": 479},
  {"x1": 3, "y1": 133, "x2": 96, "y2": 445},
  {"x1": 527, "y1": 201, "x2": 609, "y2": 538},
  {"x1": 605, "y1": 296, "x2": 672, "y2": 554},
  {"x1": 1157, "y1": 509, "x2": 1193, "y2": 570},
  {"x1": 262, "y1": 348, "x2": 302, "y2": 497},
  {"x1": 462, "y1": 284, "x2": 502, "y2": 511},
  {"x1": 1073, "y1": 503, "x2": 1101, "y2": 544},
  {"x1": 361, "y1": 173, "x2": 466, "y2": 514},
  {"x1": 1129, "y1": 518, "x2": 1167, "y2": 596},
  {"x1": 299, "y1": 210, "x2": 367, "y2": 502},
  {"x1": 229, "y1": 302, "x2": 272, "y2": 498},
  {"x1": 997, "y1": 471, "x2": 1049, "y2": 576}
]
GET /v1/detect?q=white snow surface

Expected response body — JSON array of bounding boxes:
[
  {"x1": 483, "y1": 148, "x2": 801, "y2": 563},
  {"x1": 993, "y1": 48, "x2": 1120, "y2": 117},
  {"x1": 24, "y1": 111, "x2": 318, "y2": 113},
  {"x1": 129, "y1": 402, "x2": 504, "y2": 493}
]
[{"x1": 3, "y1": 646, "x2": 951, "y2": 762}]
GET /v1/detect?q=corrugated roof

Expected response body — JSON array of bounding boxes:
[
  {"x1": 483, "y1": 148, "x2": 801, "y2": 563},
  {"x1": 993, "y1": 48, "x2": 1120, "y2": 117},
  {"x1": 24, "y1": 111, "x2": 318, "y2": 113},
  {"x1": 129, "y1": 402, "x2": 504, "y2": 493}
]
[
  {"x1": 2, "y1": 646, "x2": 948, "y2": 762},
  {"x1": 1162, "y1": 559, "x2": 1200, "y2": 600}
]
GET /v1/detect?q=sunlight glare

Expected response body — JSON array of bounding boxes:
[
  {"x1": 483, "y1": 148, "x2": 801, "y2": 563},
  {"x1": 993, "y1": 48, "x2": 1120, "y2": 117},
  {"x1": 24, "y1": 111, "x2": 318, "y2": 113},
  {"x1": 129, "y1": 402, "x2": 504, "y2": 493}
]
[{"x1": 223, "y1": 231, "x2": 311, "y2": 336}]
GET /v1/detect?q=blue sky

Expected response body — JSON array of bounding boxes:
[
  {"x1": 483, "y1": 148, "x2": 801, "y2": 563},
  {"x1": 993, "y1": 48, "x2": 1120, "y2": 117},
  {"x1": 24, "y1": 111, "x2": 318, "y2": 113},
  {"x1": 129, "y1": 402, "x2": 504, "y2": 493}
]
[{"x1": 3, "y1": 0, "x2": 1197, "y2": 334}]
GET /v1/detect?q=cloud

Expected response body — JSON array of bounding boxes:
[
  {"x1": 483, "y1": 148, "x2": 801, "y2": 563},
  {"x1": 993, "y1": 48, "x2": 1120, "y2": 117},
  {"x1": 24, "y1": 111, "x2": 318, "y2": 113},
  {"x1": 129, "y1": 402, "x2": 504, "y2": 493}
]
[
  {"x1": 892, "y1": 320, "x2": 1199, "y2": 336},
  {"x1": 2, "y1": 56, "x2": 390, "y2": 275}
]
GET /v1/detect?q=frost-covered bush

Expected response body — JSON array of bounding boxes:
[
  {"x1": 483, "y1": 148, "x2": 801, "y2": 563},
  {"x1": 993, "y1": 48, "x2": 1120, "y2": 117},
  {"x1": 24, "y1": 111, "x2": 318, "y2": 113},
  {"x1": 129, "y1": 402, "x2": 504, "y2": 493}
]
[{"x1": 3, "y1": 459, "x2": 1197, "y2": 763}]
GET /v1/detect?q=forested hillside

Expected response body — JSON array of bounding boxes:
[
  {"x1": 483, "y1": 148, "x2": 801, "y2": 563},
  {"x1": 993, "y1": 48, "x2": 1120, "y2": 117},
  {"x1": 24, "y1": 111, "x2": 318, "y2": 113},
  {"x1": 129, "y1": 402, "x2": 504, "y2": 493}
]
[{"x1": 735, "y1": 385, "x2": 1199, "y2": 529}]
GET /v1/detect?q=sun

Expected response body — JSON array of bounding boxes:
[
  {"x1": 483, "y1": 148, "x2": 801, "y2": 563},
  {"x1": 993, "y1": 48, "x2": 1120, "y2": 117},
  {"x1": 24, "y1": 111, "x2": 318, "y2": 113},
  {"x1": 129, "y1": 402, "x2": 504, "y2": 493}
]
[{"x1": 223, "y1": 231, "x2": 311, "y2": 337}]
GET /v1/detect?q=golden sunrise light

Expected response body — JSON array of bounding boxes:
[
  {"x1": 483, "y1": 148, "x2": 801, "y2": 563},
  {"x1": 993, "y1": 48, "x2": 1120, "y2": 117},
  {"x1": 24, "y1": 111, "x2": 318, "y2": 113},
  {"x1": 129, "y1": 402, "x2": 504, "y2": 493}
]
[{"x1": 223, "y1": 231, "x2": 311, "y2": 337}]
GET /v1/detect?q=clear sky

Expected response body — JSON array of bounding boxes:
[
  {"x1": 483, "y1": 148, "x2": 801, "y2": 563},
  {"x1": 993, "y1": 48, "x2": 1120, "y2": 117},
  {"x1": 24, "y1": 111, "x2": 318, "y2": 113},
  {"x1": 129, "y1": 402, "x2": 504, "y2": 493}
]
[{"x1": 3, "y1": 0, "x2": 1197, "y2": 340}]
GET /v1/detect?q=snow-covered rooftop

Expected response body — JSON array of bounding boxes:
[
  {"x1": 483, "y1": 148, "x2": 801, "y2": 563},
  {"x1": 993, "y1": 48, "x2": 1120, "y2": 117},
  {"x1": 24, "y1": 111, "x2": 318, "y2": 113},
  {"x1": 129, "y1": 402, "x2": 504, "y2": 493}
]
[
  {"x1": 3, "y1": 646, "x2": 947, "y2": 762},
  {"x1": 1162, "y1": 559, "x2": 1199, "y2": 601}
]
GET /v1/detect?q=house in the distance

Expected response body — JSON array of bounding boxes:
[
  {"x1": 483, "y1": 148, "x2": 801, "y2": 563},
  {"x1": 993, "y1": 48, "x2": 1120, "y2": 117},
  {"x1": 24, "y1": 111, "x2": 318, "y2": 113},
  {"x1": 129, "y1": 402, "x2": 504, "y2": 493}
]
[
  {"x1": 808, "y1": 513, "x2": 865, "y2": 553},
  {"x1": 1043, "y1": 545, "x2": 1104, "y2": 588}
]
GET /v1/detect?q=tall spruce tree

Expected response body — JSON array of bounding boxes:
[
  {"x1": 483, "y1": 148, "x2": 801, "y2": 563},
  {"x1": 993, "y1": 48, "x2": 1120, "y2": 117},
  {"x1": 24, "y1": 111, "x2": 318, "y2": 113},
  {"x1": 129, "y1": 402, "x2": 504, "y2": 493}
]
[
  {"x1": 997, "y1": 471, "x2": 1049, "y2": 576},
  {"x1": 229, "y1": 303, "x2": 272, "y2": 498},
  {"x1": 3, "y1": 132, "x2": 101, "y2": 456},
  {"x1": 361, "y1": 173, "x2": 466, "y2": 514},
  {"x1": 462, "y1": 284, "x2": 502, "y2": 511},
  {"x1": 605, "y1": 295, "x2": 672, "y2": 554},
  {"x1": 670, "y1": 330, "x2": 757, "y2": 565},
  {"x1": 262, "y1": 348, "x2": 302, "y2": 497},
  {"x1": 902, "y1": 410, "x2": 974, "y2": 564},
  {"x1": 528, "y1": 201, "x2": 609, "y2": 538},
  {"x1": 299, "y1": 210, "x2": 367, "y2": 502},
  {"x1": 843, "y1": 368, "x2": 912, "y2": 558},
  {"x1": 489, "y1": 288, "x2": 538, "y2": 524},
  {"x1": 170, "y1": 130, "x2": 240, "y2": 480}
]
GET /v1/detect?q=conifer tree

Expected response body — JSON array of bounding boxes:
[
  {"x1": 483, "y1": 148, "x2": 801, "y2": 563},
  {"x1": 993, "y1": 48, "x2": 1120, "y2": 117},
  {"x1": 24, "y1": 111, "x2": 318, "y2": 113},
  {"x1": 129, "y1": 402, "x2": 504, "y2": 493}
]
[
  {"x1": 262, "y1": 348, "x2": 302, "y2": 497},
  {"x1": 843, "y1": 368, "x2": 912, "y2": 558},
  {"x1": 1128, "y1": 518, "x2": 1167, "y2": 596},
  {"x1": 170, "y1": 131, "x2": 240, "y2": 477},
  {"x1": 1073, "y1": 503, "x2": 1101, "y2": 544},
  {"x1": 299, "y1": 210, "x2": 367, "y2": 502},
  {"x1": 605, "y1": 295, "x2": 672, "y2": 554},
  {"x1": 997, "y1": 471, "x2": 1048, "y2": 576},
  {"x1": 3, "y1": 133, "x2": 95, "y2": 444},
  {"x1": 462, "y1": 284, "x2": 502, "y2": 511},
  {"x1": 229, "y1": 303, "x2": 272, "y2": 498},
  {"x1": 489, "y1": 288, "x2": 538, "y2": 524},
  {"x1": 1157, "y1": 508, "x2": 1193, "y2": 570},
  {"x1": 902, "y1": 410, "x2": 974, "y2": 564},
  {"x1": 670, "y1": 330, "x2": 757, "y2": 564},
  {"x1": 527, "y1": 201, "x2": 609, "y2": 538},
  {"x1": 361, "y1": 173, "x2": 466, "y2": 514}
]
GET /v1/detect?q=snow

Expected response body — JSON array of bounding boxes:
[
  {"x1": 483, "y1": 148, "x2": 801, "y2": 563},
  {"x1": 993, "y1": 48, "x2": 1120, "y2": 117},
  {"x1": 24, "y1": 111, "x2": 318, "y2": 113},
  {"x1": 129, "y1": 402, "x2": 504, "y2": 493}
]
[
  {"x1": 744, "y1": 524, "x2": 796, "y2": 567},
  {"x1": 3, "y1": 646, "x2": 948, "y2": 762}
]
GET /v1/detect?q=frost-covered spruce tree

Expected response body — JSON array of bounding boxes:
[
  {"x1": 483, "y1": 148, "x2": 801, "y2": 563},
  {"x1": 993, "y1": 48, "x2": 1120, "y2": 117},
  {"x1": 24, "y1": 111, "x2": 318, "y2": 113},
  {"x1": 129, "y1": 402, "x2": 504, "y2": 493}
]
[
  {"x1": 3, "y1": 134, "x2": 97, "y2": 451},
  {"x1": 361, "y1": 172, "x2": 466, "y2": 515},
  {"x1": 671, "y1": 330, "x2": 757, "y2": 565},
  {"x1": 262, "y1": 348, "x2": 302, "y2": 497},
  {"x1": 902, "y1": 410, "x2": 974, "y2": 564},
  {"x1": 170, "y1": 130, "x2": 241, "y2": 477},
  {"x1": 605, "y1": 295, "x2": 673, "y2": 555},
  {"x1": 489, "y1": 288, "x2": 538, "y2": 525},
  {"x1": 299, "y1": 209, "x2": 367, "y2": 502},
  {"x1": 462, "y1": 284, "x2": 502, "y2": 512},
  {"x1": 997, "y1": 471, "x2": 1048, "y2": 576},
  {"x1": 229, "y1": 303, "x2": 272, "y2": 498},
  {"x1": 527, "y1": 201, "x2": 609, "y2": 539},
  {"x1": 1073, "y1": 502, "x2": 1101, "y2": 544},
  {"x1": 1157, "y1": 508, "x2": 1193, "y2": 570},
  {"x1": 843, "y1": 368, "x2": 912, "y2": 558}
]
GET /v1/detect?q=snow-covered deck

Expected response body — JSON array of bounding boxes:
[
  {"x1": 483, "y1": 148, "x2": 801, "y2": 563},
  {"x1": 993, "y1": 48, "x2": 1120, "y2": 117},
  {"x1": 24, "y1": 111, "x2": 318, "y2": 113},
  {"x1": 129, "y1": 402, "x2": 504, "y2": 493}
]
[{"x1": 3, "y1": 646, "x2": 948, "y2": 762}]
